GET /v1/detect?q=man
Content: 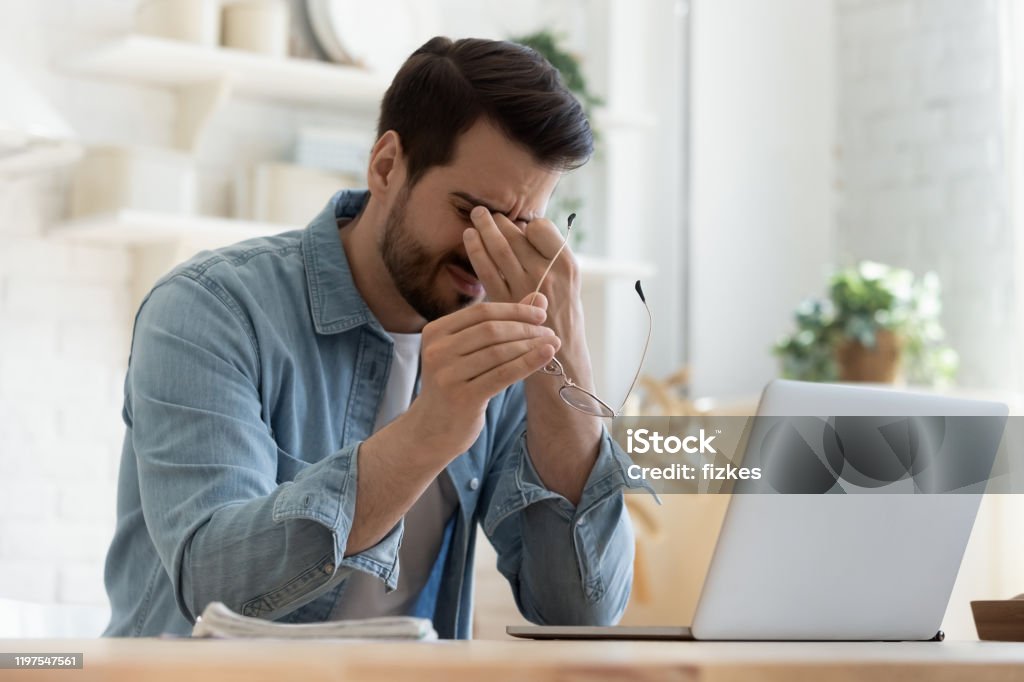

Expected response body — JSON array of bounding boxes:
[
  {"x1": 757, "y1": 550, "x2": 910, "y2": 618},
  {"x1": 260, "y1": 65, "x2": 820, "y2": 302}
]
[{"x1": 104, "y1": 36, "x2": 646, "y2": 638}]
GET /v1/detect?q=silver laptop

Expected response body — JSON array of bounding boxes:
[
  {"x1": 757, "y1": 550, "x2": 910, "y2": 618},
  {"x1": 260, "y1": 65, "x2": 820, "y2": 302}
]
[{"x1": 508, "y1": 379, "x2": 1008, "y2": 641}]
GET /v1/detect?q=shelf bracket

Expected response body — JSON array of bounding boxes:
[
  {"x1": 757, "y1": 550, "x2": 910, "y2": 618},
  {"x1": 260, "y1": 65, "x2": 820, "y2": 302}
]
[{"x1": 175, "y1": 76, "x2": 232, "y2": 152}]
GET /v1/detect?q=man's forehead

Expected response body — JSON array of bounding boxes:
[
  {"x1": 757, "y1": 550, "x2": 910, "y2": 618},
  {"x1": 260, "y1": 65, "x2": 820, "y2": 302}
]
[{"x1": 438, "y1": 119, "x2": 561, "y2": 218}]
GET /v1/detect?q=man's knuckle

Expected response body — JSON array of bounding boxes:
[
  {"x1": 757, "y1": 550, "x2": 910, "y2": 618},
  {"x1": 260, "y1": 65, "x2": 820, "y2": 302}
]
[
  {"x1": 423, "y1": 344, "x2": 443, "y2": 365},
  {"x1": 481, "y1": 321, "x2": 502, "y2": 342}
]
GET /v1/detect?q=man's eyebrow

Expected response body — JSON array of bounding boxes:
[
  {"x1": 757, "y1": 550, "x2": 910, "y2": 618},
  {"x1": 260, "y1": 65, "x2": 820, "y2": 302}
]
[
  {"x1": 451, "y1": 191, "x2": 539, "y2": 222},
  {"x1": 450, "y1": 191, "x2": 510, "y2": 216}
]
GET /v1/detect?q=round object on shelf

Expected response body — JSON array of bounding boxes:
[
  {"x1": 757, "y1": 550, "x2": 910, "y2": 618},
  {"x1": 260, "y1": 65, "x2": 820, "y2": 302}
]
[
  {"x1": 305, "y1": 0, "x2": 351, "y2": 63},
  {"x1": 305, "y1": 0, "x2": 440, "y2": 77}
]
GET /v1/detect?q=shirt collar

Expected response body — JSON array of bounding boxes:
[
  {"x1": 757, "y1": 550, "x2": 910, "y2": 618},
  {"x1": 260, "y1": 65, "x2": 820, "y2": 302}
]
[{"x1": 302, "y1": 189, "x2": 386, "y2": 336}]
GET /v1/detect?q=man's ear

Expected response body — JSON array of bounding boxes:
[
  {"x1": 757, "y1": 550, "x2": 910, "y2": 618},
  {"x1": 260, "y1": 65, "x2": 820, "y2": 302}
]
[{"x1": 367, "y1": 130, "x2": 406, "y2": 198}]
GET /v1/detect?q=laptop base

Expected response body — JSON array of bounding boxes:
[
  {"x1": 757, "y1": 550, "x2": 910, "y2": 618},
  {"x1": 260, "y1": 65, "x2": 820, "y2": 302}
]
[
  {"x1": 506, "y1": 625, "x2": 694, "y2": 641},
  {"x1": 506, "y1": 625, "x2": 945, "y2": 642}
]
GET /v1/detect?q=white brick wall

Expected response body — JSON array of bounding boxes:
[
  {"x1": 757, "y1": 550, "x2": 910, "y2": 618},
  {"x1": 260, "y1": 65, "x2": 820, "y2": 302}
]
[
  {"x1": 0, "y1": 0, "x2": 365, "y2": 616},
  {"x1": 0, "y1": 561, "x2": 60, "y2": 604},
  {"x1": 0, "y1": 123, "x2": 129, "y2": 612},
  {"x1": 836, "y1": 0, "x2": 1010, "y2": 389}
]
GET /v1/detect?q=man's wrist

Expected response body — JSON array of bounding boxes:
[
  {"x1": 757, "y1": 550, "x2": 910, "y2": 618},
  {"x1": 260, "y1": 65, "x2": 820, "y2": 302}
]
[
  {"x1": 391, "y1": 403, "x2": 474, "y2": 463},
  {"x1": 366, "y1": 410, "x2": 446, "y2": 472},
  {"x1": 546, "y1": 308, "x2": 594, "y2": 387}
]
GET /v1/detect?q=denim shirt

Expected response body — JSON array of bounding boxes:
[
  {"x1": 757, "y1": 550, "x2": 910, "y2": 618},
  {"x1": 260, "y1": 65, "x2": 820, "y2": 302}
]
[{"x1": 103, "y1": 190, "x2": 647, "y2": 638}]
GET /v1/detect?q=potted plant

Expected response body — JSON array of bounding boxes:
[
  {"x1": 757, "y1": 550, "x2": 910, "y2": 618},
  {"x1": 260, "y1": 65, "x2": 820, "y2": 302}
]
[{"x1": 773, "y1": 261, "x2": 958, "y2": 386}]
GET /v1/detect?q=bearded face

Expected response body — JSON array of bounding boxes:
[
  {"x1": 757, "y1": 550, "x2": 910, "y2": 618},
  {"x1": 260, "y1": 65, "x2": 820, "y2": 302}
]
[{"x1": 379, "y1": 184, "x2": 482, "y2": 322}]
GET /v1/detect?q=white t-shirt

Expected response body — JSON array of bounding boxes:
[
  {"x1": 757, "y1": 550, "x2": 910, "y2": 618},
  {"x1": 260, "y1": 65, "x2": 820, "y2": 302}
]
[{"x1": 330, "y1": 331, "x2": 458, "y2": 619}]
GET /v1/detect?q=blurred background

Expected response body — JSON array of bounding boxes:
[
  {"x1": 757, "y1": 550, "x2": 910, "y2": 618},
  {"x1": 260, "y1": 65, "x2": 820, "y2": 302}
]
[{"x1": 0, "y1": 0, "x2": 1021, "y2": 641}]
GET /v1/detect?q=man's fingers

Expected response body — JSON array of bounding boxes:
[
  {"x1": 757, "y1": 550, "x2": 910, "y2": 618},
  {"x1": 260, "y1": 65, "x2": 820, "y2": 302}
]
[
  {"x1": 470, "y1": 207, "x2": 530, "y2": 290},
  {"x1": 521, "y1": 292, "x2": 548, "y2": 310},
  {"x1": 454, "y1": 335, "x2": 561, "y2": 381},
  {"x1": 525, "y1": 218, "x2": 570, "y2": 260},
  {"x1": 448, "y1": 319, "x2": 556, "y2": 357},
  {"x1": 464, "y1": 228, "x2": 509, "y2": 301},
  {"x1": 492, "y1": 212, "x2": 547, "y2": 271},
  {"x1": 467, "y1": 343, "x2": 557, "y2": 398},
  {"x1": 427, "y1": 301, "x2": 545, "y2": 335}
]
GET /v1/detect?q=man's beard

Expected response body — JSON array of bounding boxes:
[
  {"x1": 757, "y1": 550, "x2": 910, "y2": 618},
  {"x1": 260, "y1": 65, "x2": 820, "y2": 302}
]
[{"x1": 379, "y1": 187, "x2": 478, "y2": 322}]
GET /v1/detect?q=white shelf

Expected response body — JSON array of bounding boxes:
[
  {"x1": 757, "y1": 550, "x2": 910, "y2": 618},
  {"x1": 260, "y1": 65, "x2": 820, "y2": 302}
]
[
  {"x1": 67, "y1": 35, "x2": 387, "y2": 109},
  {"x1": 53, "y1": 210, "x2": 293, "y2": 246},
  {"x1": 0, "y1": 141, "x2": 81, "y2": 177},
  {"x1": 65, "y1": 37, "x2": 652, "y2": 144},
  {"x1": 51, "y1": 210, "x2": 655, "y2": 282},
  {"x1": 65, "y1": 36, "x2": 388, "y2": 149}
]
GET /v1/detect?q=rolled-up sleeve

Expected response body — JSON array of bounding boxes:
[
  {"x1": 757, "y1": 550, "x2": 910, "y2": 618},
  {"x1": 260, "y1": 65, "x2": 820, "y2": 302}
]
[
  {"x1": 130, "y1": 274, "x2": 400, "y2": 624},
  {"x1": 480, "y1": 411, "x2": 653, "y2": 626}
]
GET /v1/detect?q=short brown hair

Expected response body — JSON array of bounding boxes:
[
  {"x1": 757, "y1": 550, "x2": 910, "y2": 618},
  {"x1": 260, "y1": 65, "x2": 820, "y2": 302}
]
[{"x1": 377, "y1": 36, "x2": 594, "y2": 187}]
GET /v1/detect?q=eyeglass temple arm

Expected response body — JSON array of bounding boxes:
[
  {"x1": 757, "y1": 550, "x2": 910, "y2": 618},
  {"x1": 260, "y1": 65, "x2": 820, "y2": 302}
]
[
  {"x1": 528, "y1": 213, "x2": 574, "y2": 307},
  {"x1": 615, "y1": 280, "x2": 653, "y2": 415}
]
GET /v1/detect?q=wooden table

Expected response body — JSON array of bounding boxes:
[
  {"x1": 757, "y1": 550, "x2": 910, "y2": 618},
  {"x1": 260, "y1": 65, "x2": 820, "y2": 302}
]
[{"x1": 2, "y1": 638, "x2": 1024, "y2": 681}]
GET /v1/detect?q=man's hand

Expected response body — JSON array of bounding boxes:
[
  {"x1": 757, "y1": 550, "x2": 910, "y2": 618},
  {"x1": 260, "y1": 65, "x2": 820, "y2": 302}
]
[
  {"x1": 463, "y1": 206, "x2": 593, "y2": 395},
  {"x1": 462, "y1": 205, "x2": 602, "y2": 505},
  {"x1": 347, "y1": 297, "x2": 558, "y2": 555},
  {"x1": 402, "y1": 298, "x2": 561, "y2": 459},
  {"x1": 463, "y1": 207, "x2": 581, "y2": 333}
]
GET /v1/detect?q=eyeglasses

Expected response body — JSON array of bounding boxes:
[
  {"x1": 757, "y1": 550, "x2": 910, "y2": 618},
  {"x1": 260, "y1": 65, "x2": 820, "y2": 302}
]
[{"x1": 529, "y1": 214, "x2": 653, "y2": 418}]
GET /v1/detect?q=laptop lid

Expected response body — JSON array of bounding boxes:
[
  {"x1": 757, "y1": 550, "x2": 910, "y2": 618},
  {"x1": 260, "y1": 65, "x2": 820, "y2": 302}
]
[{"x1": 691, "y1": 380, "x2": 1007, "y2": 641}]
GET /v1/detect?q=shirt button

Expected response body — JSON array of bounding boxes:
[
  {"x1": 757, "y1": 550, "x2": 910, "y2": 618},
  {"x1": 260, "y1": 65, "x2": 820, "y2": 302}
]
[
  {"x1": 323, "y1": 563, "x2": 335, "y2": 575},
  {"x1": 468, "y1": 477, "x2": 480, "y2": 491},
  {"x1": 576, "y1": 518, "x2": 586, "y2": 527}
]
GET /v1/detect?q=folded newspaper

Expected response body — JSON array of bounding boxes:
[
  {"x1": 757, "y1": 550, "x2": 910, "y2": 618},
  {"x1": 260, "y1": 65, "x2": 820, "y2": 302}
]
[{"x1": 191, "y1": 602, "x2": 438, "y2": 640}]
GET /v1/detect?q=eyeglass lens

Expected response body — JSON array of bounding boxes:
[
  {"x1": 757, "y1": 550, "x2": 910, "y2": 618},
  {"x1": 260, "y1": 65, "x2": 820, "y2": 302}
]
[{"x1": 560, "y1": 386, "x2": 615, "y2": 418}]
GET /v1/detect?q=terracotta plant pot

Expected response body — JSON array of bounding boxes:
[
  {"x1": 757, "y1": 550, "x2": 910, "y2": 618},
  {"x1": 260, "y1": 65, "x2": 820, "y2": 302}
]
[{"x1": 835, "y1": 329, "x2": 902, "y2": 383}]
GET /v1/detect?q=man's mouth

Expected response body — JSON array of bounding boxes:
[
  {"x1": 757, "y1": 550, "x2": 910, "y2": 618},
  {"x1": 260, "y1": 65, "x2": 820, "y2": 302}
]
[
  {"x1": 452, "y1": 256, "x2": 477, "y2": 280},
  {"x1": 446, "y1": 261, "x2": 484, "y2": 298}
]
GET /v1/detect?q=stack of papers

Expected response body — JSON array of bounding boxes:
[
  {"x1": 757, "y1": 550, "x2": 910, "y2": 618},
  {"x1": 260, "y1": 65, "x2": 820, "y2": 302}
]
[{"x1": 191, "y1": 602, "x2": 438, "y2": 640}]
